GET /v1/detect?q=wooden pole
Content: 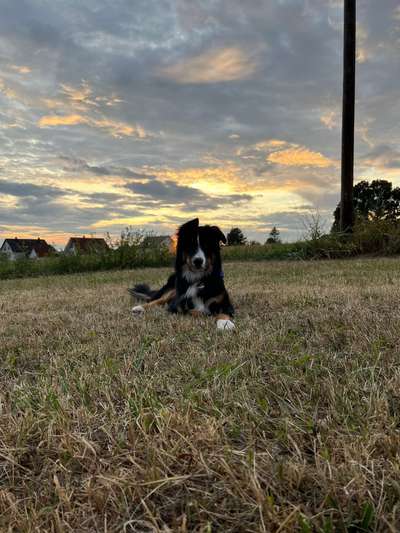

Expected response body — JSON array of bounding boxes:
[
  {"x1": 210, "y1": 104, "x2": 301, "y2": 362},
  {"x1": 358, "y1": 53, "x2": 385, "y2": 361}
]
[{"x1": 340, "y1": 0, "x2": 356, "y2": 232}]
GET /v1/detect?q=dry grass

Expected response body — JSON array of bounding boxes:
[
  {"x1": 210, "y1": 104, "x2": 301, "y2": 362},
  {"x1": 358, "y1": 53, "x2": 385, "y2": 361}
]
[{"x1": 1, "y1": 259, "x2": 400, "y2": 532}]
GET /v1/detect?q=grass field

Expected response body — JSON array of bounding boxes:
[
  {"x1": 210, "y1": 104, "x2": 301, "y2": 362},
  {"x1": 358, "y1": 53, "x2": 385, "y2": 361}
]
[{"x1": 1, "y1": 259, "x2": 400, "y2": 532}]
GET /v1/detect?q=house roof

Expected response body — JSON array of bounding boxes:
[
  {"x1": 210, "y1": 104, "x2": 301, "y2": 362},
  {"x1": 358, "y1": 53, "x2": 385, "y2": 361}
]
[
  {"x1": 1, "y1": 238, "x2": 55, "y2": 257},
  {"x1": 65, "y1": 237, "x2": 109, "y2": 252}
]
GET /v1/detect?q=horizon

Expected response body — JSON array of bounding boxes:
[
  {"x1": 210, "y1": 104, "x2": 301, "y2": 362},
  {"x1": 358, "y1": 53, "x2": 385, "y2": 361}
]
[
  {"x1": 1, "y1": 1, "x2": 400, "y2": 244},
  {"x1": 0, "y1": 226, "x2": 289, "y2": 250}
]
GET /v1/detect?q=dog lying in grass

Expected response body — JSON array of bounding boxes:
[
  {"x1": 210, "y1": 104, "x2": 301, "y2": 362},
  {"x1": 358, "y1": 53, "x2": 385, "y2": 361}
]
[{"x1": 129, "y1": 218, "x2": 235, "y2": 330}]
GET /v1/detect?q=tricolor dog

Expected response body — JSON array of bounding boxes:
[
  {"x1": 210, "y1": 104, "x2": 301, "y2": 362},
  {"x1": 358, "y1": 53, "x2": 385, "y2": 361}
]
[{"x1": 129, "y1": 218, "x2": 235, "y2": 330}]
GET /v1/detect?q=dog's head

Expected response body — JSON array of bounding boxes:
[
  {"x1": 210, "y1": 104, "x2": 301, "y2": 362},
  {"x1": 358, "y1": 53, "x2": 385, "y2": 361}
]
[{"x1": 175, "y1": 218, "x2": 226, "y2": 276}]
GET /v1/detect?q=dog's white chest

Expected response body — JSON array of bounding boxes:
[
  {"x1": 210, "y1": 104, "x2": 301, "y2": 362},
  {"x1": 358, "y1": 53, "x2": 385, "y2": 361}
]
[{"x1": 185, "y1": 283, "x2": 207, "y2": 313}]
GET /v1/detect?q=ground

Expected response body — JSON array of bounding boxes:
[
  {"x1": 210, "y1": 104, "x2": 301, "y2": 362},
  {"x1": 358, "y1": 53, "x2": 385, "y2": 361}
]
[{"x1": 1, "y1": 259, "x2": 400, "y2": 532}]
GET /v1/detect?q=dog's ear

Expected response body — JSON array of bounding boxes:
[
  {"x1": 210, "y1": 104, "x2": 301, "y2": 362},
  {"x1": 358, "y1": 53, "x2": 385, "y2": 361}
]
[
  {"x1": 187, "y1": 218, "x2": 199, "y2": 229},
  {"x1": 210, "y1": 226, "x2": 226, "y2": 245},
  {"x1": 178, "y1": 218, "x2": 199, "y2": 235},
  {"x1": 177, "y1": 219, "x2": 199, "y2": 244}
]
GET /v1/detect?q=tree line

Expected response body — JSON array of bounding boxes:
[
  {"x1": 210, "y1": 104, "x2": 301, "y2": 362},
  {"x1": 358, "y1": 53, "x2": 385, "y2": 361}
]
[
  {"x1": 228, "y1": 179, "x2": 400, "y2": 245},
  {"x1": 226, "y1": 226, "x2": 281, "y2": 246},
  {"x1": 332, "y1": 179, "x2": 400, "y2": 231}
]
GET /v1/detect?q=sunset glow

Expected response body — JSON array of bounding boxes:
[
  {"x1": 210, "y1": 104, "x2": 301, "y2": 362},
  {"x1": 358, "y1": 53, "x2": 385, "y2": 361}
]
[{"x1": 0, "y1": 2, "x2": 399, "y2": 245}]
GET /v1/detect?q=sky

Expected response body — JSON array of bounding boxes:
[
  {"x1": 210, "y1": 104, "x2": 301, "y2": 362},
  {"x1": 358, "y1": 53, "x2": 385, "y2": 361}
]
[{"x1": 1, "y1": 0, "x2": 400, "y2": 246}]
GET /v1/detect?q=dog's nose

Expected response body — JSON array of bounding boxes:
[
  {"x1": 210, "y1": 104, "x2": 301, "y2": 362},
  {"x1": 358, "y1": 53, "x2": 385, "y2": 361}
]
[{"x1": 193, "y1": 257, "x2": 204, "y2": 269}]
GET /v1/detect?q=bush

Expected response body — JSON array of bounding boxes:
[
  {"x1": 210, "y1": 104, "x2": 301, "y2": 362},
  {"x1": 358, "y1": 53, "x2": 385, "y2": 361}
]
[
  {"x1": 3, "y1": 220, "x2": 400, "y2": 280},
  {"x1": 352, "y1": 219, "x2": 400, "y2": 255},
  {"x1": 0, "y1": 244, "x2": 174, "y2": 280}
]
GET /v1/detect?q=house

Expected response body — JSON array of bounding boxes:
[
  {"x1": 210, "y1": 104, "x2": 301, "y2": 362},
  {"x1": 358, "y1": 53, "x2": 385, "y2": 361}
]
[
  {"x1": 64, "y1": 236, "x2": 109, "y2": 255},
  {"x1": 0, "y1": 238, "x2": 56, "y2": 261},
  {"x1": 142, "y1": 235, "x2": 174, "y2": 251}
]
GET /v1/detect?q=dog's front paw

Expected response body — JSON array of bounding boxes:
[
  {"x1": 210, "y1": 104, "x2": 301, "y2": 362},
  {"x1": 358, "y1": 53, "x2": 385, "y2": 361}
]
[
  {"x1": 217, "y1": 319, "x2": 235, "y2": 331},
  {"x1": 131, "y1": 305, "x2": 145, "y2": 314}
]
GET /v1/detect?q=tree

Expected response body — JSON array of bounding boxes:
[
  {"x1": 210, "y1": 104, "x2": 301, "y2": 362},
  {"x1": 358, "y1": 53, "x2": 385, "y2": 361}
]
[
  {"x1": 227, "y1": 227, "x2": 246, "y2": 246},
  {"x1": 266, "y1": 226, "x2": 281, "y2": 244},
  {"x1": 332, "y1": 180, "x2": 400, "y2": 231},
  {"x1": 340, "y1": 0, "x2": 356, "y2": 232}
]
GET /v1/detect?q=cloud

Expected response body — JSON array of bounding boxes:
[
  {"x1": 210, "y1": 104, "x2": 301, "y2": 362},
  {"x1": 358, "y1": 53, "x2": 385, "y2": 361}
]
[
  {"x1": 59, "y1": 81, "x2": 123, "y2": 110},
  {"x1": 0, "y1": 163, "x2": 333, "y2": 242},
  {"x1": 0, "y1": 178, "x2": 146, "y2": 238},
  {"x1": 36, "y1": 81, "x2": 149, "y2": 138},
  {"x1": 10, "y1": 65, "x2": 31, "y2": 74},
  {"x1": 159, "y1": 47, "x2": 258, "y2": 84},
  {"x1": 0, "y1": 79, "x2": 17, "y2": 99},
  {"x1": 0, "y1": 0, "x2": 399, "y2": 243},
  {"x1": 267, "y1": 147, "x2": 335, "y2": 168},
  {"x1": 320, "y1": 110, "x2": 339, "y2": 130},
  {"x1": 92, "y1": 118, "x2": 147, "y2": 138},
  {"x1": 125, "y1": 178, "x2": 252, "y2": 208},
  {"x1": 39, "y1": 114, "x2": 86, "y2": 127},
  {"x1": 237, "y1": 139, "x2": 336, "y2": 169},
  {"x1": 60, "y1": 81, "x2": 97, "y2": 110},
  {"x1": 59, "y1": 156, "x2": 159, "y2": 180},
  {"x1": 356, "y1": 24, "x2": 370, "y2": 64},
  {"x1": 38, "y1": 114, "x2": 148, "y2": 138},
  {"x1": 126, "y1": 179, "x2": 207, "y2": 202},
  {"x1": 254, "y1": 139, "x2": 288, "y2": 151},
  {"x1": 236, "y1": 139, "x2": 287, "y2": 158},
  {"x1": 360, "y1": 144, "x2": 400, "y2": 169},
  {"x1": 0, "y1": 180, "x2": 65, "y2": 198}
]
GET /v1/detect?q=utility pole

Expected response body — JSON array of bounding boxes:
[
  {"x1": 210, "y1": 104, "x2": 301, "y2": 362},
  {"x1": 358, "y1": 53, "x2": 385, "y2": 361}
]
[{"x1": 340, "y1": 0, "x2": 356, "y2": 232}]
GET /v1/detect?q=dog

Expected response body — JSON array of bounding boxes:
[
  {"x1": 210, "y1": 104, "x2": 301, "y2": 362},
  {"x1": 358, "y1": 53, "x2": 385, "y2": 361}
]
[{"x1": 128, "y1": 218, "x2": 235, "y2": 330}]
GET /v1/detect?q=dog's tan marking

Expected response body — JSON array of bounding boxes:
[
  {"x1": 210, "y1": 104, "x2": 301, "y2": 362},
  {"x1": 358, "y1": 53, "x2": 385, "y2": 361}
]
[
  {"x1": 215, "y1": 313, "x2": 231, "y2": 321},
  {"x1": 138, "y1": 289, "x2": 175, "y2": 311},
  {"x1": 189, "y1": 310, "x2": 205, "y2": 317}
]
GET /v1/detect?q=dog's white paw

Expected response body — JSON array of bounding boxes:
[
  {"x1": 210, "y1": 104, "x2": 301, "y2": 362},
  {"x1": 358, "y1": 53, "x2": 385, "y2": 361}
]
[
  {"x1": 217, "y1": 319, "x2": 235, "y2": 331},
  {"x1": 131, "y1": 305, "x2": 145, "y2": 314}
]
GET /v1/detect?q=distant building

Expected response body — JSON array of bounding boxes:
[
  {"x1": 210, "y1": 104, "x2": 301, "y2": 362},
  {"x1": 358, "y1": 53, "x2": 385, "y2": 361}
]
[
  {"x1": 64, "y1": 236, "x2": 109, "y2": 255},
  {"x1": 0, "y1": 238, "x2": 56, "y2": 261},
  {"x1": 142, "y1": 235, "x2": 173, "y2": 250}
]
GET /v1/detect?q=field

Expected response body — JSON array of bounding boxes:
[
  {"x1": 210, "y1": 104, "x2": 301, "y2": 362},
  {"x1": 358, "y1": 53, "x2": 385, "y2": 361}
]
[{"x1": 1, "y1": 259, "x2": 400, "y2": 532}]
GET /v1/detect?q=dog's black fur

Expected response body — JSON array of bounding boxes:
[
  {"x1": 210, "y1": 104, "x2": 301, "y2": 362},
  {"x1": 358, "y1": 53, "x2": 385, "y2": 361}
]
[{"x1": 129, "y1": 218, "x2": 234, "y2": 318}]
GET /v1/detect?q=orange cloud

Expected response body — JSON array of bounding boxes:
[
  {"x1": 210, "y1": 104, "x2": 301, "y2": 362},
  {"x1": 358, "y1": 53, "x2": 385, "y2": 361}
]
[
  {"x1": 60, "y1": 81, "x2": 99, "y2": 111},
  {"x1": 356, "y1": 47, "x2": 368, "y2": 64},
  {"x1": 10, "y1": 65, "x2": 31, "y2": 74},
  {"x1": 237, "y1": 137, "x2": 336, "y2": 169},
  {"x1": 0, "y1": 79, "x2": 17, "y2": 99},
  {"x1": 39, "y1": 114, "x2": 86, "y2": 126},
  {"x1": 159, "y1": 47, "x2": 257, "y2": 84},
  {"x1": 38, "y1": 82, "x2": 140, "y2": 137},
  {"x1": 267, "y1": 147, "x2": 335, "y2": 168},
  {"x1": 159, "y1": 164, "x2": 244, "y2": 193},
  {"x1": 320, "y1": 111, "x2": 338, "y2": 129},
  {"x1": 92, "y1": 118, "x2": 147, "y2": 138},
  {"x1": 38, "y1": 113, "x2": 149, "y2": 138},
  {"x1": 356, "y1": 24, "x2": 370, "y2": 64},
  {"x1": 43, "y1": 82, "x2": 124, "y2": 112},
  {"x1": 254, "y1": 139, "x2": 288, "y2": 151},
  {"x1": 236, "y1": 138, "x2": 290, "y2": 158}
]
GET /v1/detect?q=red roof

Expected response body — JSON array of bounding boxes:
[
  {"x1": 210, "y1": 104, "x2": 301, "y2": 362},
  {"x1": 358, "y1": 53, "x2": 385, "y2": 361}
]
[
  {"x1": 1, "y1": 238, "x2": 55, "y2": 257},
  {"x1": 65, "y1": 237, "x2": 109, "y2": 253}
]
